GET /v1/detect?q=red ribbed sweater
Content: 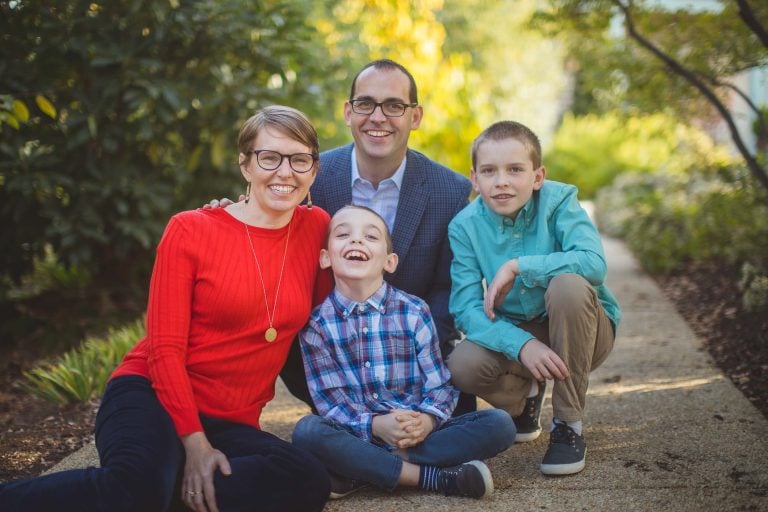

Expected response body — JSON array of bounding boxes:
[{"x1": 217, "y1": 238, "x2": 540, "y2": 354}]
[{"x1": 112, "y1": 206, "x2": 332, "y2": 436}]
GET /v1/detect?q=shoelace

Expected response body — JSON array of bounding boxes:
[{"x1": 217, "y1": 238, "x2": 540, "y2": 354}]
[{"x1": 439, "y1": 466, "x2": 460, "y2": 494}]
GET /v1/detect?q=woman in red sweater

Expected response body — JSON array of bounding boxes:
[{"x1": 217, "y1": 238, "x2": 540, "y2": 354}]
[{"x1": 0, "y1": 106, "x2": 333, "y2": 512}]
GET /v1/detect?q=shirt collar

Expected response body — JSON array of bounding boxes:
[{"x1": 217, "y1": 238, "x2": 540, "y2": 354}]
[
  {"x1": 351, "y1": 147, "x2": 407, "y2": 190},
  {"x1": 478, "y1": 192, "x2": 537, "y2": 229},
  {"x1": 331, "y1": 281, "x2": 390, "y2": 318}
]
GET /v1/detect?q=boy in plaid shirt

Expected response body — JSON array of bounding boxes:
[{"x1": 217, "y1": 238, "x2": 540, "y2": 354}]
[{"x1": 292, "y1": 205, "x2": 515, "y2": 500}]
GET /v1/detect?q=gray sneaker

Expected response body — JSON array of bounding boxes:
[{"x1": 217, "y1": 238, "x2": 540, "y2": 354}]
[
  {"x1": 438, "y1": 460, "x2": 494, "y2": 499},
  {"x1": 540, "y1": 422, "x2": 586, "y2": 475}
]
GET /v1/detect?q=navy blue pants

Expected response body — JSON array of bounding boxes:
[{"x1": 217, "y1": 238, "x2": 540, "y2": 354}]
[{"x1": 0, "y1": 376, "x2": 330, "y2": 512}]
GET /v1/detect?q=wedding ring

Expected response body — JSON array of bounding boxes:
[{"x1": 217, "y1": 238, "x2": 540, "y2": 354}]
[{"x1": 187, "y1": 490, "x2": 201, "y2": 496}]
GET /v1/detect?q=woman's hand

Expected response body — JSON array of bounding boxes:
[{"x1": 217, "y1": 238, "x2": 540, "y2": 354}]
[
  {"x1": 485, "y1": 259, "x2": 520, "y2": 320},
  {"x1": 181, "y1": 432, "x2": 232, "y2": 512},
  {"x1": 519, "y1": 338, "x2": 569, "y2": 381}
]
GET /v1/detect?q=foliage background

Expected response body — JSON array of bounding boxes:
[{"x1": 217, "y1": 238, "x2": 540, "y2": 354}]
[
  {"x1": 1, "y1": 0, "x2": 767, "y2": 368},
  {"x1": 0, "y1": 0, "x2": 568, "y2": 351}
]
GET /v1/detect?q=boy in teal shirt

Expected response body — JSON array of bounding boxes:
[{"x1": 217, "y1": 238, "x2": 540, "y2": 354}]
[{"x1": 446, "y1": 121, "x2": 620, "y2": 475}]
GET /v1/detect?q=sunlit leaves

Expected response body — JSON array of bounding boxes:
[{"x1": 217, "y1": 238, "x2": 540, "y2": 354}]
[
  {"x1": 311, "y1": 0, "x2": 567, "y2": 173},
  {"x1": 546, "y1": 111, "x2": 736, "y2": 198}
]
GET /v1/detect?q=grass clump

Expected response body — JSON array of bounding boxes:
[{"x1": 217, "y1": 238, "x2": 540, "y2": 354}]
[{"x1": 23, "y1": 318, "x2": 144, "y2": 405}]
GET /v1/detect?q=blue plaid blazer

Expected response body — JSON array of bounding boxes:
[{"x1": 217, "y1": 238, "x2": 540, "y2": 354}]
[{"x1": 313, "y1": 144, "x2": 472, "y2": 344}]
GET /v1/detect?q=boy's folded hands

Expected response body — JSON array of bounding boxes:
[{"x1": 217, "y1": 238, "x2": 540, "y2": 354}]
[{"x1": 372, "y1": 409, "x2": 437, "y2": 449}]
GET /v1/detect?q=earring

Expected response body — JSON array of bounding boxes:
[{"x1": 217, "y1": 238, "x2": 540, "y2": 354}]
[
  {"x1": 245, "y1": 182, "x2": 251, "y2": 204},
  {"x1": 306, "y1": 190, "x2": 313, "y2": 209}
]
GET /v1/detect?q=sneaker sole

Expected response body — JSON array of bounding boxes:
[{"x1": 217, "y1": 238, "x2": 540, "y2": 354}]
[
  {"x1": 329, "y1": 485, "x2": 368, "y2": 500},
  {"x1": 514, "y1": 428, "x2": 542, "y2": 443},
  {"x1": 539, "y1": 448, "x2": 587, "y2": 476},
  {"x1": 466, "y1": 460, "x2": 494, "y2": 498},
  {"x1": 329, "y1": 482, "x2": 370, "y2": 500}
]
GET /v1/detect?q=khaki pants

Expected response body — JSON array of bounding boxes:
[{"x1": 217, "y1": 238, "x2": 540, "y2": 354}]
[{"x1": 447, "y1": 274, "x2": 614, "y2": 422}]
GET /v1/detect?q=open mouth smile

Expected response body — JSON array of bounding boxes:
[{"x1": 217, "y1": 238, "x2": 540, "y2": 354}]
[{"x1": 343, "y1": 250, "x2": 369, "y2": 261}]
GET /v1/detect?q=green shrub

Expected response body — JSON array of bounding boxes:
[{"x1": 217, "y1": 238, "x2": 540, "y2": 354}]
[
  {"x1": 23, "y1": 318, "x2": 145, "y2": 405},
  {"x1": 595, "y1": 166, "x2": 768, "y2": 274},
  {"x1": 545, "y1": 111, "x2": 734, "y2": 198}
]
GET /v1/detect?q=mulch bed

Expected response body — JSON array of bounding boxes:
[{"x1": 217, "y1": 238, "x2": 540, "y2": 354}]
[{"x1": 653, "y1": 261, "x2": 768, "y2": 417}]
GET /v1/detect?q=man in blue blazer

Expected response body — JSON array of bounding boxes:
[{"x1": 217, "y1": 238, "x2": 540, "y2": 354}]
[{"x1": 281, "y1": 59, "x2": 476, "y2": 414}]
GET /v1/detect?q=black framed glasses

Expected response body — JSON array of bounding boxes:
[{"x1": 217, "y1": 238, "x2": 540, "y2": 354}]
[
  {"x1": 349, "y1": 99, "x2": 418, "y2": 117},
  {"x1": 245, "y1": 149, "x2": 317, "y2": 173}
]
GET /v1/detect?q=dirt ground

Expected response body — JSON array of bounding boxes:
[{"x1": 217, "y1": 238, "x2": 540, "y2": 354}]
[{"x1": 1, "y1": 260, "x2": 766, "y2": 482}]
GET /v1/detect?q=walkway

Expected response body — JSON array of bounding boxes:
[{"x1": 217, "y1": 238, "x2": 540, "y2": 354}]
[{"x1": 51, "y1": 236, "x2": 768, "y2": 510}]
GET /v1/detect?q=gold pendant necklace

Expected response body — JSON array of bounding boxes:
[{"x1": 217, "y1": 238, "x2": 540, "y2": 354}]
[{"x1": 245, "y1": 219, "x2": 291, "y2": 342}]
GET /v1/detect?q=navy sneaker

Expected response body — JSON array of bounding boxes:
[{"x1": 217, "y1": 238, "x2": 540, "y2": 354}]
[
  {"x1": 513, "y1": 380, "x2": 546, "y2": 442},
  {"x1": 438, "y1": 460, "x2": 494, "y2": 499},
  {"x1": 328, "y1": 473, "x2": 369, "y2": 499},
  {"x1": 540, "y1": 421, "x2": 586, "y2": 475}
]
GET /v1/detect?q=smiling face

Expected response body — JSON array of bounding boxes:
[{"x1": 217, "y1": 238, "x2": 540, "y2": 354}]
[
  {"x1": 239, "y1": 126, "x2": 317, "y2": 223},
  {"x1": 320, "y1": 206, "x2": 398, "y2": 301},
  {"x1": 471, "y1": 137, "x2": 546, "y2": 219},
  {"x1": 344, "y1": 67, "x2": 423, "y2": 178}
]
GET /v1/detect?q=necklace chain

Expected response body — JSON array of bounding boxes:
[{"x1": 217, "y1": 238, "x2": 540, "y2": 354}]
[{"x1": 244, "y1": 219, "x2": 291, "y2": 342}]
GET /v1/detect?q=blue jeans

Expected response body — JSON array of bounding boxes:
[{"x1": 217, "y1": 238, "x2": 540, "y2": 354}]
[
  {"x1": 292, "y1": 408, "x2": 515, "y2": 491},
  {"x1": 0, "y1": 376, "x2": 330, "y2": 512}
]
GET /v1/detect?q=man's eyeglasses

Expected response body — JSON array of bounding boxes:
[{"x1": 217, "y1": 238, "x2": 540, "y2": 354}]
[
  {"x1": 245, "y1": 150, "x2": 317, "y2": 173},
  {"x1": 349, "y1": 99, "x2": 418, "y2": 118}
]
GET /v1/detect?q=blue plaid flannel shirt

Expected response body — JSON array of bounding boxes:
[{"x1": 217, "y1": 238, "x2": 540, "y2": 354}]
[{"x1": 300, "y1": 282, "x2": 459, "y2": 443}]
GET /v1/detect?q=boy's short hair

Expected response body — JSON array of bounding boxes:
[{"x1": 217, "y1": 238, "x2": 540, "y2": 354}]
[
  {"x1": 331, "y1": 205, "x2": 394, "y2": 253},
  {"x1": 349, "y1": 59, "x2": 419, "y2": 104},
  {"x1": 471, "y1": 121, "x2": 542, "y2": 169}
]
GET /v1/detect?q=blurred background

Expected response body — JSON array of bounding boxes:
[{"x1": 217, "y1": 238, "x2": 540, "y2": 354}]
[{"x1": 0, "y1": 0, "x2": 766, "y2": 405}]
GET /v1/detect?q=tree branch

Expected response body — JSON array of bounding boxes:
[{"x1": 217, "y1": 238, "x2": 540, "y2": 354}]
[
  {"x1": 736, "y1": 0, "x2": 768, "y2": 49},
  {"x1": 612, "y1": 0, "x2": 768, "y2": 192},
  {"x1": 704, "y1": 74, "x2": 768, "y2": 143}
]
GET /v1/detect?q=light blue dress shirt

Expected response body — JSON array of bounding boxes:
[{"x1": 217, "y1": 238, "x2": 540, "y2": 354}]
[
  {"x1": 448, "y1": 180, "x2": 621, "y2": 361},
  {"x1": 350, "y1": 148, "x2": 406, "y2": 233}
]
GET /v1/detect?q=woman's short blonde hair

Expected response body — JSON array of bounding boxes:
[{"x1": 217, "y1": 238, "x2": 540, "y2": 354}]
[{"x1": 238, "y1": 105, "x2": 319, "y2": 162}]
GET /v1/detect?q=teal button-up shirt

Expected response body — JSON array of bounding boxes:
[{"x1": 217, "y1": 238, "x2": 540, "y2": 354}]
[{"x1": 448, "y1": 180, "x2": 621, "y2": 361}]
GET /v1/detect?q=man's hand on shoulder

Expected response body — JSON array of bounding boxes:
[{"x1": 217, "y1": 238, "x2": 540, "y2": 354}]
[{"x1": 201, "y1": 196, "x2": 244, "y2": 210}]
